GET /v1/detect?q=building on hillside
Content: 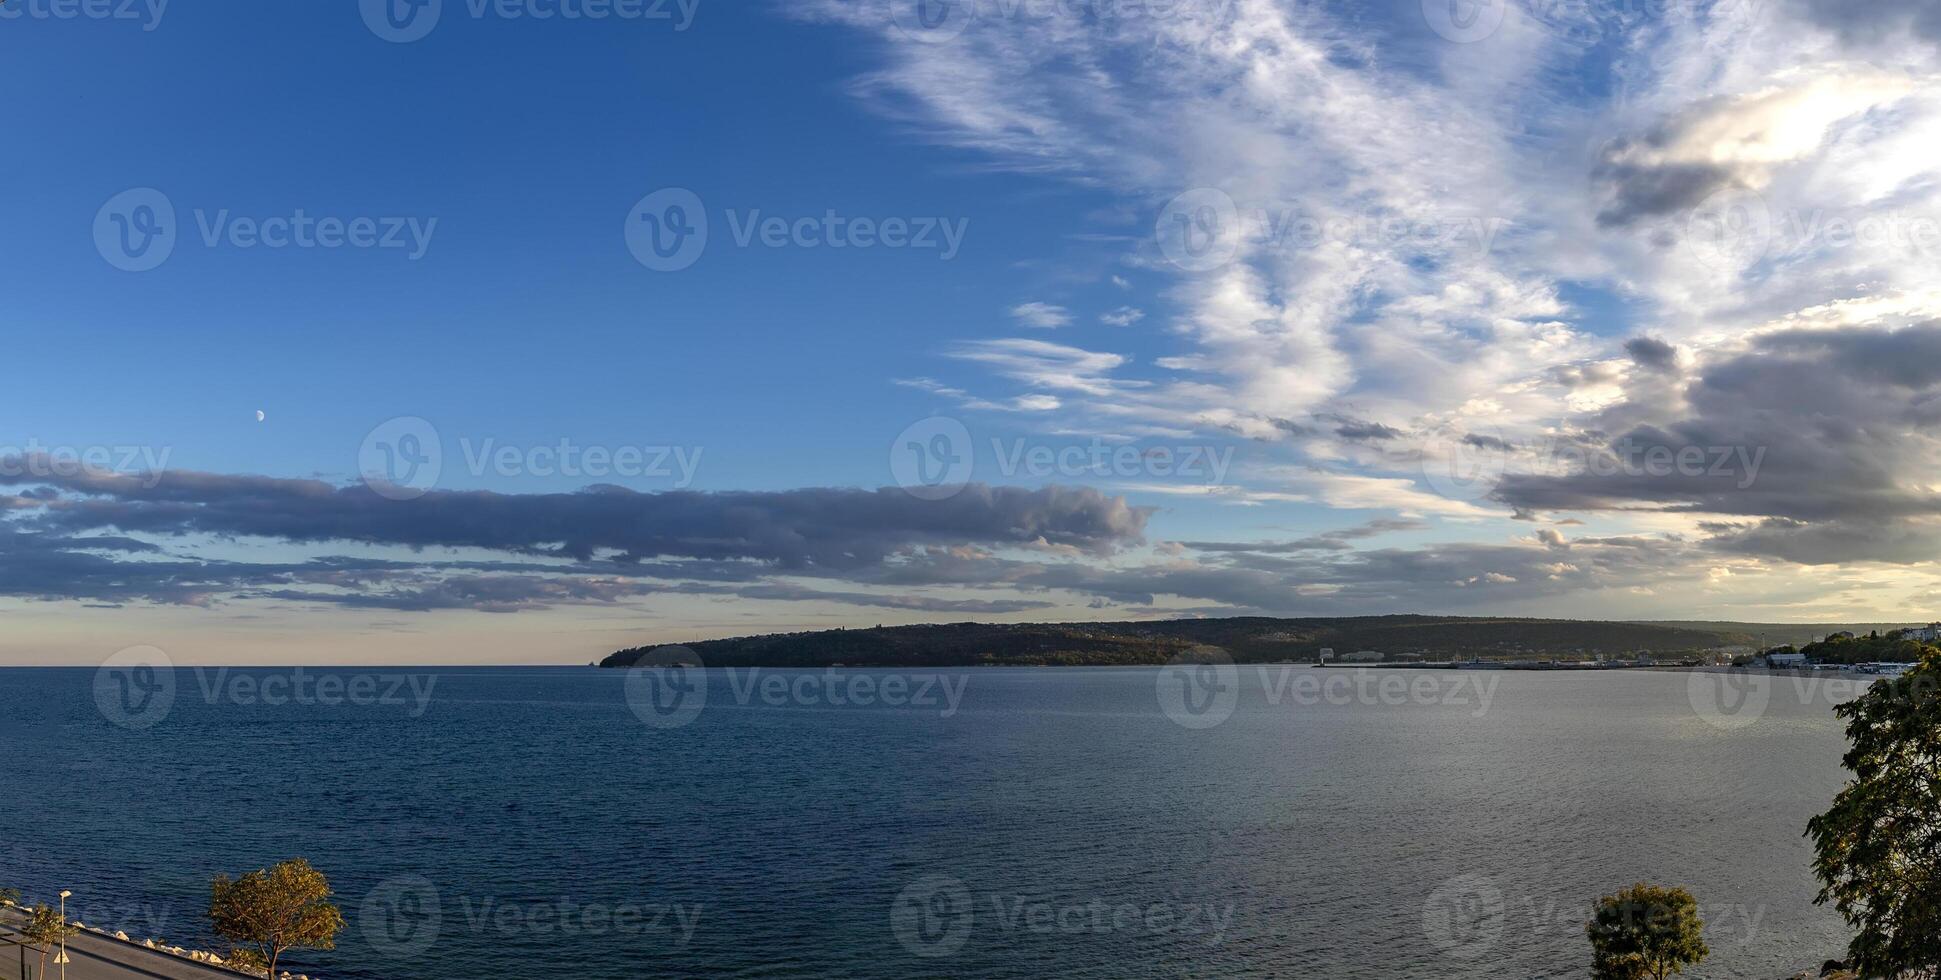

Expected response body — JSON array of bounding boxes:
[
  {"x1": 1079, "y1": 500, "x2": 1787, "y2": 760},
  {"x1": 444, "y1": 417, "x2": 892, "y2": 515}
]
[
  {"x1": 1904, "y1": 623, "x2": 1941, "y2": 641},
  {"x1": 1340, "y1": 650, "x2": 1383, "y2": 663}
]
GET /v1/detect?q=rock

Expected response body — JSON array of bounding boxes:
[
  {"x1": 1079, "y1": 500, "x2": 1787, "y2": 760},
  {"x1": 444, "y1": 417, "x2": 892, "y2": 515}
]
[
  {"x1": 1783, "y1": 963, "x2": 1856, "y2": 980},
  {"x1": 113, "y1": 930, "x2": 128, "y2": 941}
]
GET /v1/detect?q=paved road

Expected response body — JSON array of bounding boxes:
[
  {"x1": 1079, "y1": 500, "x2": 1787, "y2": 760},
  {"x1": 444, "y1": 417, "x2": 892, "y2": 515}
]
[{"x1": 0, "y1": 911, "x2": 240, "y2": 980}]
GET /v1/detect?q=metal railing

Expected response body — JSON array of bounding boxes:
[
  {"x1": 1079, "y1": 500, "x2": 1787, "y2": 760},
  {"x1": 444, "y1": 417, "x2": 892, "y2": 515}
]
[{"x1": 0, "y1": 929, "x2": 36, "y2": 980}]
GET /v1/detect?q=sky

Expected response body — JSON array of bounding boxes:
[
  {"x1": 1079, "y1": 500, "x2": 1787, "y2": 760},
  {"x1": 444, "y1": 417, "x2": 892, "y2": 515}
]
[{"x1": 4, "y1": 0, "x2": 1941, "y2": 664}]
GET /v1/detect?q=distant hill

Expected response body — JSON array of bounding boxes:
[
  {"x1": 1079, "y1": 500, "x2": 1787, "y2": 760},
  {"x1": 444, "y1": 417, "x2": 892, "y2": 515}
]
[
  {"x1": 599, "y1": 615, "x2": 1772, "y2": 669},
  {"x1": 1624, "y1": 621, "x2": 1924, "y2": 649}
]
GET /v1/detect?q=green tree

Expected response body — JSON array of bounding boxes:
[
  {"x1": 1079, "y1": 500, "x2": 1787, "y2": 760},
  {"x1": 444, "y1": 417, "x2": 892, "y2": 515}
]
[
  {"x1": 226, "y1": 945, "x2": 269, "y2": 973},
  {"x1": 1585, "y1": 883, "x2": 1709, "y2": 980},
  {"x1": 21, "y1": 903, "x2": 77, "y2": 980},
  {"x1": 208, "y1": 858, "x2": 344, "y2": 979},
  {"x1": 1807, "y1": 650, "x2": 1941, "y2": 978}
]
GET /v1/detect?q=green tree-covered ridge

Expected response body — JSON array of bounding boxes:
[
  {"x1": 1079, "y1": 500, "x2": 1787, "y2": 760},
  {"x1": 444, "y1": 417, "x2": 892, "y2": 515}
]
[
  {"x1": 602, "y1": 615, "x2": 1785, "y2": 669},
  {"x1": 1766, "y1": 629, "x2": 1938, "y2": 666}
]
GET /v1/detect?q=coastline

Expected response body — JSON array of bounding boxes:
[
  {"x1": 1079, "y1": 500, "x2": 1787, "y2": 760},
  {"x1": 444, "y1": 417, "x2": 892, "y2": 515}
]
[{"x1": 0, "y1": 903, "x2": 317, "y2": 980}]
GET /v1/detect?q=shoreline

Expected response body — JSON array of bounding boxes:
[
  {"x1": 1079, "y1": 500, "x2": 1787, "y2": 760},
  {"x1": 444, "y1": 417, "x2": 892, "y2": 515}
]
[{"x1": 0, "y1": 902, "x2": 317, "y2": 980}]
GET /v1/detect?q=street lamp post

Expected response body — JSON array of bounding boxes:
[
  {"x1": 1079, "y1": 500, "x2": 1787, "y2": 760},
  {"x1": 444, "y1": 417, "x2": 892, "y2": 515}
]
[{"x1": 55, "y1": 891, "x2": 71, "y2": 980}]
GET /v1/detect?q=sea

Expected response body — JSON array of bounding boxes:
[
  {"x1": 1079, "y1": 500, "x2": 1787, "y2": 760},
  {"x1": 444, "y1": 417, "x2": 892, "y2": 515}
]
[{"x1": 0, "y1": 664, "x2": 1867, "y2": 979}]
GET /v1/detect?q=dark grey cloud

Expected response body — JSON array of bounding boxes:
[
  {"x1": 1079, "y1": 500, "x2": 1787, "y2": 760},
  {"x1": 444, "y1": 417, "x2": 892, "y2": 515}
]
[
  {"x1": 1595, "y1": 158, "x2": 1742, "y2": 228},
  {"x1": 1495, "y1": 322, "x2": 1941, "y2": 563},
  {"x1": 2, "y1": 465, "x2": 1149, "y2": 568},
  {"x1": 1701, "y1": 518, "x2": 1941, "y2": 566},
  {"x1": 0, "y1": 457, "x2": 1712, "y2": 619},
  {"x1": 854, "y1": 532, "x2": 1700, "y2": 616},
  {"x1": 1257, "y1": 414, "x2": 1411, "y2": 443},
  {"x1": 1314, "y1": 413, "x2": 1403, "y2": 441},
  {"x1": 0, "y1": 466, "x2": 1150, "y2": 613},
  {"x1": 0, "y1": 528, "x2": 241, "y2": 606},
  {"x1": 1334, "y1": 420, "x2": 1403, "y2": 441},
  {"x1": 1590, "y1": 97, "x2": 1782, "y2": 229},
  {"x1": 1463, "y1": 433, "x2": 1516, "y2": 452},
  {"x1": 1624, "y1": 336, "x2": 1680, "y2": 372}
]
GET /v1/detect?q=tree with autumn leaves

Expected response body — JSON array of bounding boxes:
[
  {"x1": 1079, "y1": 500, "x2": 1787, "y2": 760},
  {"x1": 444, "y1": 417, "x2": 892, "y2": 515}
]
[{"x1": 209, "y1": 858, "x2": 344, "y2": 980}]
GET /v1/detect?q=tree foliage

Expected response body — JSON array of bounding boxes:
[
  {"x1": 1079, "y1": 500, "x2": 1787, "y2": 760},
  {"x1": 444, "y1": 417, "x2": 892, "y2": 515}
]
[
  {"x1": 209, "y1": 858, "x2": 344, "y2": 979},
  {"x1": 1585, "y1": 883, "x2": 1709, "y2": 980},
  {"x1": 21, "y1": 903, "x2": 77, "y2": 978},
  {"x1": 226, "y1": 945, "x2": 269, "y2": 972},
  {"x1": 19, "y1": 904, "x2": 74, "y2": 944},
  {"x1": 1797, "y1": 633, "x2": 1937, "y2": 666},
  {"x1": 1807, "y1": 650, "x2": 1941, "y2": 979},
  {"x1": 603, "y1": 615, "x2": 1748, "y2": 668}
]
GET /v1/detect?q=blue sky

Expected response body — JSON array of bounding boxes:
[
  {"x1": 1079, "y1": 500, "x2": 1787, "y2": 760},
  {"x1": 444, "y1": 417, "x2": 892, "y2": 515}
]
[
  {"x1": 8, "y1": 4, "x2": 1100, "y2": 484},
  {"x1": 6, "y1": 1, "x2": 1285, "y2": 525},
  {"x1": 5, "y1": 0, "x2": 1941, "y2": 662}
]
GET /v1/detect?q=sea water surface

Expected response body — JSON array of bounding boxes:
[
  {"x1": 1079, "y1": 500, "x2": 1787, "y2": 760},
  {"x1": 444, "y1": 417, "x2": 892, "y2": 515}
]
[{"x1": 0, "y1": 665, "x2": 1861, "y2": 978}]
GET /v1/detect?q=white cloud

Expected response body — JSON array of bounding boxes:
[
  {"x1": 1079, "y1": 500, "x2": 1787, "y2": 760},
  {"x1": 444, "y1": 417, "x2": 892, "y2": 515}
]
[
  {"x1": 1275, "y1": 469, "x2": 1499, "y2": 520},
  {"x1": 1009, "y1": 301, "x2": 1073, "y2": 328},
  {"x1": 800, "y1": 0, "x2": 1941, "y2": 613},
  {"x1": 947, "y1": 338, "x2": 1133, "y2": 397}
]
